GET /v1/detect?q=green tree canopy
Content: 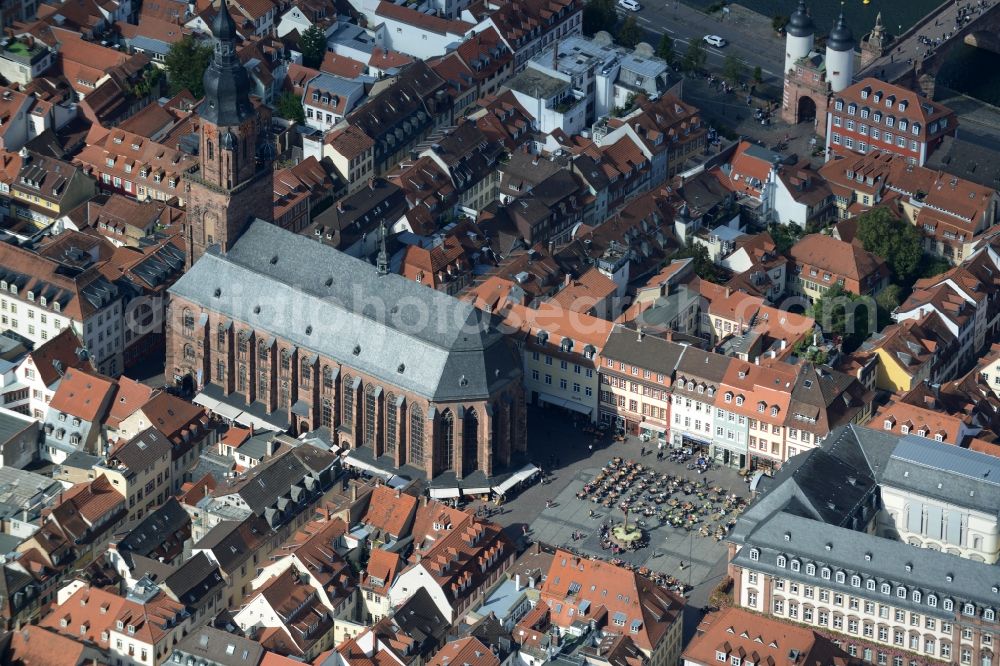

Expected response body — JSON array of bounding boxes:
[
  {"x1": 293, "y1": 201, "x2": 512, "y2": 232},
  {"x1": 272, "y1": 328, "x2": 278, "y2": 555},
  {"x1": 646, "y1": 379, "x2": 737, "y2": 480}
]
[
  {"x1": 275, "y1": 92, "x2": 305, "y2": 124},
  {"x1": 657, "y1": 34, "x2": 674, "y2": 64},
  {"x1": 682, "y1": 39, "x2": 707, "y2": 73},
  {"x1": 772, "y1": 15, "x2": 788, "y2": 33},
  {"x1": 722, "y1": 55, "x2": 746, "y2": 85},
  {"x1": 583, "y1": 0, "x2": 617, "y2": 36},
  {"x1": 164, "y1": 36, "x2": 213, "y2": 98},
  {"x1": 809, "y1": 284, "x2": 876, "y2": 352},
  {"x1": 616, "y1": 15, "x2": 642, "y2": 49},
  {"x1": 299, "y1": 24, "x2": 328, "y2": 69},
  {"x1": 752, "y1": 65, "x2": 763, "y2": 82},
  {"x1": 767, "y1": 221, "x2": 803, "y2": 255},
  {"x1": 673, "y1": 243, "x2": 723, "y2": 282},
  {"x1": 856, "y1": 206, "x2": 923, "y2": 283}
]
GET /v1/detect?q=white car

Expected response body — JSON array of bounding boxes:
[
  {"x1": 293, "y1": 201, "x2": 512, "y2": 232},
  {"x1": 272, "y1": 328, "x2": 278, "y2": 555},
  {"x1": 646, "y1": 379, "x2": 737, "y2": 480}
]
[
  {"x1": 703, "y1": 35, "x2": 728, "y2": 47},
  {"x1": 618, "y1": 0, "x2": 641, "y2": 10}
]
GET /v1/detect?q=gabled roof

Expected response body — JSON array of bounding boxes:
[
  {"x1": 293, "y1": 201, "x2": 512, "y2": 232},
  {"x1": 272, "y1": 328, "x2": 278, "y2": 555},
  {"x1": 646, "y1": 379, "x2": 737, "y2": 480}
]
[
  {"x1": 362, "y1": 486, "x2": 418, "y2": 538},
  {"x1": 541, "y1": 549, "x2": 684, "y2": 652},
  {"x1": 788, "y1": 233, "x2": 887, "y2": 283},
  {"x1": 25, "y1": 327, "x2": 92, "y2": 387},
  {"x1": 48, "y1": 367, "x2": 116, "y2": 423}
]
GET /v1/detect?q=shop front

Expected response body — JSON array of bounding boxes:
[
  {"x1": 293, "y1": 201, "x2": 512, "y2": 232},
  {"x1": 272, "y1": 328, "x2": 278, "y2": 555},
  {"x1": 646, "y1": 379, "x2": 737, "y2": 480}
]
[{"x1": 639, "y1": 421, "x2": 667, "y2": 447}]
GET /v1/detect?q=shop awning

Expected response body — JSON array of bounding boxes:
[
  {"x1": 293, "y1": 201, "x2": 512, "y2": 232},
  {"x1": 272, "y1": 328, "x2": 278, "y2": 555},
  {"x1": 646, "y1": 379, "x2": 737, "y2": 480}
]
[
  {"x1": 538, "y1": 393, "x2": 592, "y2": 416},
  {"x1": 641, "y1": 422, "x2": 667, "y2": 434},
  {"x1": 234, "y1": 411, "x2": 283, "y2": 432},
  {"x1": 492, "y1": 463, "x2": 540, "y2": 495},
  {"x1": 429, "y1": 487, "x2": 461, "y2": 499},
  {"x1": 343, "y1": 454, "x2": 393, "y2": 480},
  {"x1": 463, "y1": 486, "x2": 492, "y2": 495},
  {"x1": 211, "y1": 401, "x2": 243, "y2": 421},
  {"x1": 192, "y1": 393, "x2": 220, "y2": 411}
]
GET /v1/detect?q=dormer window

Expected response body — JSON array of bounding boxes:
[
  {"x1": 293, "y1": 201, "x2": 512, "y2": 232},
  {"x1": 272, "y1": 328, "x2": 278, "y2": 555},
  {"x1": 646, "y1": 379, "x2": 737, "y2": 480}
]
[{"x1": 884, "y1": 420, "x2": 893, "y2": 430}]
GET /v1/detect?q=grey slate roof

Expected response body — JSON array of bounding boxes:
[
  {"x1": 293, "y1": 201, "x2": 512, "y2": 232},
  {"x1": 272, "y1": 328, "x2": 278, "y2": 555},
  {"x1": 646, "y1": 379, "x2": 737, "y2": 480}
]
[
  {"x1": 170, "y1": 220, "x2": 520, "y2": 401},
  {"x1": 117, "y1": 497, "x2": 190, "y2": 560},
  {"x1": 214, "y1": 443, "x2": 335, "y2": 517},
  {"x1": 731, "y1": 508, "x2": 1000, "y2": 615},
  {"x1": 171, "y1": 625, "x2": 265, "y2": 666},
  {"x1": 881, "y1": 435, "x2": 1000, "y2": 514},
  {"x1": 730, "y1": 423, "x2": 1000, "y2": 620},
  {"x1": 600, "y1": 325, "x2": 685, "y2": 376},
  {"x1": 108, "y1": 427, "x2": 172, "y2": 476},
  {"x1": 165, "y1": 552, "x2": 225, "y2": 608}
]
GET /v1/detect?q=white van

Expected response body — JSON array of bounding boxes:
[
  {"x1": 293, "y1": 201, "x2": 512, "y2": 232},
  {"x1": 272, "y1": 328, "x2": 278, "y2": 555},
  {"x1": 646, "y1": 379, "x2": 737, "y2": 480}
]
[
  {"x1": 618, "y1": 0, "x2": 641, "y2": 11},
  {"x1": 703, "y1": 35, "x2": 728, "y2": 47}
]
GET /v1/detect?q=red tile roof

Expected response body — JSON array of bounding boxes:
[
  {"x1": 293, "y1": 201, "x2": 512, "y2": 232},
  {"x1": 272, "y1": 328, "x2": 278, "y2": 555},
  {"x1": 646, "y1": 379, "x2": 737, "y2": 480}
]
[{"x1": 48, "y1": 367, "x2": 116, "y2": 423}]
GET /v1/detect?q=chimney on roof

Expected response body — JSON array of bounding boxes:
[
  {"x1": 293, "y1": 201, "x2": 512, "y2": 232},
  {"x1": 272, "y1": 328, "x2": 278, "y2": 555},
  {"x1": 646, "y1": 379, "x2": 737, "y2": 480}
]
[
  {"x1": 368, "y1": 178, "x2": 376, "y2": 190},
  {"x1": 336, "y1": 200, "x2": 344, "y2": 213},
  {"x1": 725, "y1": 287, "x2": 732, "y2": 298},
  {"x1": 666, "y1": 329, "x2": 674, "y2": 342},
  {"x1": 351, "y1": 483, "x2": 358, "y2": 501},
  {"x1": 637, "y1": 326, "x2": 644, "y2": 342},
  {"x1": 564, "y1": 273, "x2": 571, "y2": 287}
]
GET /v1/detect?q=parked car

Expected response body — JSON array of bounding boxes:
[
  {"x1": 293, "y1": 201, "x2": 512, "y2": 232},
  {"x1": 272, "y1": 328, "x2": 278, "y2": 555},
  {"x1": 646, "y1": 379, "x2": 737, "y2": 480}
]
[
  {"x1": 618, "y1": 0, "x2": 641, "y2": 10},
  {"x1": 703, "y1": 35, "x2": 727, "y2": 47}
]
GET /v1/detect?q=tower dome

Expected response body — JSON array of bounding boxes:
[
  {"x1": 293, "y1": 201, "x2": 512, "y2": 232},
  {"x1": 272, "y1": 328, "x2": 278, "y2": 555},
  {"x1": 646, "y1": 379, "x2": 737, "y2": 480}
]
[
  {"x1": 825, "y1": 9, "x2": 856, "y2": 92},
  {"x1": 784, "y1": 0, "x2": 816, "y2": 74},
  {"x1": 827, "y1": 11, "x2": 855, "y2": 52},
  {"x1": 787, "y1": 0, "x2": 815, "y2": 37}
]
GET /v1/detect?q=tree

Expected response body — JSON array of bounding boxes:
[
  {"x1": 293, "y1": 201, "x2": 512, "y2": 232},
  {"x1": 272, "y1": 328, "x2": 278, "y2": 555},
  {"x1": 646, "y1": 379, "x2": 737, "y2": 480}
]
[
  {"x1": 164, "y1": 36, "x2": 213, "y2": 97},
  {"x1": 673, "y1": 243, "x2": 723, "y2": 283},
  {"x1": 809, "y1": 284, "x2": 876, "y2": 352},
  {"x1": 875, "y1": 283, "x2": 903, "y2": 329},
  {"x1": 768, "y1": 221, "x2": 802, "y2": 255},
  {"x1": 753, "y1": 65, "x2": 763, "y2": 83},
  {"x1": 722, "y1": 55, "x2": 746, "y2": 85},
  {"x1": 657, "y1": 33, "x2": 674, "y2": 64},
  {"x1": 682, "y1": 39, "x2": 707, "y2": 73},
  {"x1": 772, "y1": 15, "x2": 788, "y2": 34},
  {"x1": 918, "y1": 254, "x2": 952, "y2": 279},
  {"x1": 275, "y1": 92, "x2": 305, "y2": 124},
  {"x1": 583, "y1": 0, "x2": 616, "y2": 36},
  {"x1": 616, "y1": 15, "x2": 642, "y2": 49},
  {"x1": 299, "y1": 24, "x2": 327, "y2": 69},
  {"x1": 856, "y1": 206, "x2": 922, "y2": 283}
]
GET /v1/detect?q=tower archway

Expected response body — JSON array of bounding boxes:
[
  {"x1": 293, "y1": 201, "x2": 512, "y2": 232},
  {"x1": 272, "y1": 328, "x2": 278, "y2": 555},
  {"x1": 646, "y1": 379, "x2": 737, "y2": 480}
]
[{"x1": 797, "y1": 95, "x2": 817, "y2": 123}]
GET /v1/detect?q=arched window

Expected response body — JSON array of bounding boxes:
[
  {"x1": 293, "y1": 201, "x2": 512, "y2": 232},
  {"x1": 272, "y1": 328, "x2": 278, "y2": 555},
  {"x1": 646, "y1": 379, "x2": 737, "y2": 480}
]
[
  {"x1": 342, "y1": 375, "x2": 354, "y2": 427},
  {"x1": 258, "y1": 340, "x2": 268, "y2": 360},
  {"x1": 183, "y1": 344, "x2": 195, "y2": 360},
  {"x1": 385, "y1": 393, "x2": 397, "y2": 454},
  {"x1": 206, "y1": 140, "x2": 213, "y2": 161},
  {"x1": 364, "y1": 384, "x2": 378, "y2": 446},
  {"x1": 323, "y1": 366, "x2": 334, "y2": 390},
  {"x1": 409, "y1": 405, "x2": 424, "y2": 465},
  {"x1": 321, "y1": 399, "x2": 332, "y2": 427},
  {"x1": 280, "y1": 380, "x2": 289, "y2": 406},
  {"x1": 439, "y1": 409, "x2": 455, "y2": 470},
  {"x1": 182, "y1": 308, "x2": 194, "y2": 332},
  {"x1": 238, "y1": 366, "x2": 247, "y2": 392},
  {"x1": 217, "y1": 324, "x2": 225, "y2": 348},
  {"x1": 258, "y1": 370, "x2": 268, "y2": 397},
  {"x1": 463, "y1": 408, "x2": 479, "y2": 474},
  {"x1": 301, "y1": 359, "x2": 311, "y2": 388}
]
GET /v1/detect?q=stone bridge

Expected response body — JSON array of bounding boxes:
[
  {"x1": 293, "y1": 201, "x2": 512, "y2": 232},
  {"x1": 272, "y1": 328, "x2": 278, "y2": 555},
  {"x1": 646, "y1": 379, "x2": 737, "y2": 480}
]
[{"x1": 858, "y1": 0, "x2": 1000, "y2": 97}]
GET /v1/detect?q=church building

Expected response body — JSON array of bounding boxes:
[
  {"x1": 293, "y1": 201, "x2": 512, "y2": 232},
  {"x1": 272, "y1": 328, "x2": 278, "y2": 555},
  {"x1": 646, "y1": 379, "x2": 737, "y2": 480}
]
[{"x1": 167, "y1": 1, "x2": 526, "y2": 484}]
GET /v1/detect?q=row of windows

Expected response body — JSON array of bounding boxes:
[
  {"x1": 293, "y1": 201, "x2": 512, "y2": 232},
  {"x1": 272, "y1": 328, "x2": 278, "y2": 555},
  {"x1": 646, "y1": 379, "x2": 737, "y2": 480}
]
[{"x1": 750, "y1": 550, "x2": 997, "y2": 619}]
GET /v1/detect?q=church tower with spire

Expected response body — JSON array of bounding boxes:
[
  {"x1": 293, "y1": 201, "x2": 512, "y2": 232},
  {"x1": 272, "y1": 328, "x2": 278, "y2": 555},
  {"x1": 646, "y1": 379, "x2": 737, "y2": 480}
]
[{"x1": 185, "y1": 0, "x2": 274, "y2": 270}]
